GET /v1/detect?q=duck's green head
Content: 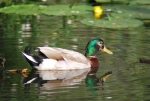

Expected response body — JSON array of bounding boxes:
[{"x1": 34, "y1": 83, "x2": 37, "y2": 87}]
[{"x1": 85, "y1": 38, "x2": 113, "y2": 56}]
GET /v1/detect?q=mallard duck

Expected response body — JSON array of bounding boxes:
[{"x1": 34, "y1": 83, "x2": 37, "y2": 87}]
[{"x1": 22, "y1": 38, "x2": 113, "y2": 70}]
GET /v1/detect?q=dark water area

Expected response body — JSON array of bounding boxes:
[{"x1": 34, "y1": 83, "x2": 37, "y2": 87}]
[{"x1": 0, "y1": 1, "x2": 150, "y2": 101}]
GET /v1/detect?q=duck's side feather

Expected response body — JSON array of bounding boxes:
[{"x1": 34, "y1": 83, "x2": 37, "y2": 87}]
[{"x1": 35, "y1": 58, "x2": 90, "y2": 70}]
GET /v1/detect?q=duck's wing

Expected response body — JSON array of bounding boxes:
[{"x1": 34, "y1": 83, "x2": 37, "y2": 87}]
[
  {"x1": 55, "y1": 48, "x2": 90, "y2": 65},
  {"x1": 38, "y1": 47, "x2": 90, "y2": 66},
  {"x1": 37, "y1": 47, "x2": 63, "y2": 60}
]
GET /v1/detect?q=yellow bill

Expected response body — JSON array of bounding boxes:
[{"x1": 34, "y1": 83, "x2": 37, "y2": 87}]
[{"x1": 100, "y1": 45, "x2": 113, "y2": 54}]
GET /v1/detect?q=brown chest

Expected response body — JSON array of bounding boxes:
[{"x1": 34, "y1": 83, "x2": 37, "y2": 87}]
[{"x1": 87, "y1": 56, "x2": 99, "y2": 74}]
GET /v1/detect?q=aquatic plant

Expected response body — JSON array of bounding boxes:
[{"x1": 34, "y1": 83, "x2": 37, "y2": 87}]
[{"x1": 0, "y1": 0, "x2": 149, "y2": 29}]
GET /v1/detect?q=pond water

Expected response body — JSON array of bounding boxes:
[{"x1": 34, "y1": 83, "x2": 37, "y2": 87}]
[{"x1": 0, "y1": 3, "x2": 150, "y2": 101}]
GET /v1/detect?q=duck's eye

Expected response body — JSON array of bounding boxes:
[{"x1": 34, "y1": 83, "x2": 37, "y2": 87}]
[
  {"x1": 99, "y1": 42, "x2": 104, "y2": 49},
  {"x1": 100, "y1": 41, "x2": 103, "y2": 44}
]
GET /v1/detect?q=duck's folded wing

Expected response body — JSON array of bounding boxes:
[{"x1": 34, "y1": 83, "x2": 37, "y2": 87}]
[
  {"x1": 38, "y1": 47, "x2": 63, "y2": 60},
  {"x1": 55, "y1": 48, "x2": 90, "y2": 66}
]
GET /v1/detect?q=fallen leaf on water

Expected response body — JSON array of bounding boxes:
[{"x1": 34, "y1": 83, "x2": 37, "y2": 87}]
[{"x1": 7, "y1": 68, "x2": 28, "y2": 77}]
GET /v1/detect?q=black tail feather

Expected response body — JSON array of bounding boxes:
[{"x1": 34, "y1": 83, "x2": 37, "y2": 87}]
[
  {"x1": 23, "y1": 46, "x2": 43, "y2": 67},
  {"x1": 24, "y1": 46, "x2": 33, "y2": 55},
  {"x1": 37, "y1": 50, "x2": 48, "y2": 59}
]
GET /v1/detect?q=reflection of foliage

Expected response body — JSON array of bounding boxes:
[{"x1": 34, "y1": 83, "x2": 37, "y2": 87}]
[{"x1": 0, "y1": 57, "x2": 6, "y2": 67}]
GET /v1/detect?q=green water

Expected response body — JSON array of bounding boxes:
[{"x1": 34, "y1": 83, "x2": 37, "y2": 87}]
[{"x1": 0, "y1": 1, "x2": 150, "y2": 101}]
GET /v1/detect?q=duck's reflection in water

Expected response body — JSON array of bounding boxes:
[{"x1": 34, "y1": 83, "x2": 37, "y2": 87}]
[
  {"x1": 85, "y1": 71, "x2": 112, "y2": 96},
  {"x1": 23, "y1": 68, "x2": 90, "y2": 91},
  {"x1": 23, "y1": 67, "x2": 112, "y2": 95},
  {"x1": 86, "y1": 71, "x2": 112, "y2": 86}
]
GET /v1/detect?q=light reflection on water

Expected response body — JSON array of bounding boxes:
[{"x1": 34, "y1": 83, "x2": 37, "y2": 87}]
[{"x1": 0, "y1": 13, "x2": 150, "y2": 101}]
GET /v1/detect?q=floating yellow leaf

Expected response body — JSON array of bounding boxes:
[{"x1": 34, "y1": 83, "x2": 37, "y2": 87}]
[{"x1": 7, "y1": 68, "x2": 28, "y2": 77}]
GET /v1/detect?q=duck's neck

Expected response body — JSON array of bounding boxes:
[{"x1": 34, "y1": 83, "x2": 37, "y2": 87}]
[
  {"x1": 86, "y1": 56, "x2": 99, "y2": 74},
  {"x1": 85, "y1": 43, "x2": 99, "y2": 74},
  {"x1": 85, "y1": 46, "x2": 99, "y2": 69}
]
